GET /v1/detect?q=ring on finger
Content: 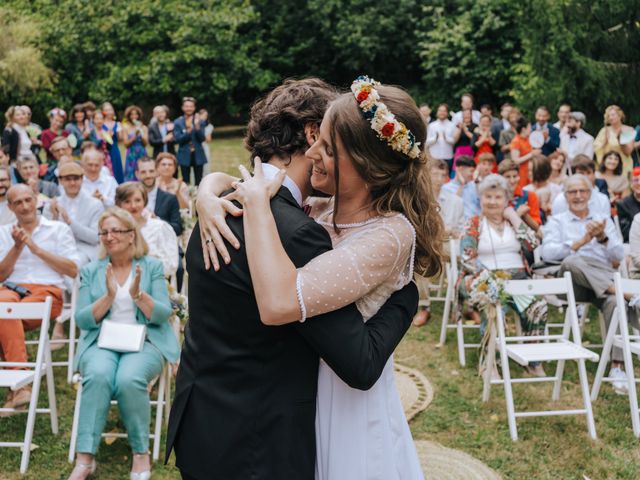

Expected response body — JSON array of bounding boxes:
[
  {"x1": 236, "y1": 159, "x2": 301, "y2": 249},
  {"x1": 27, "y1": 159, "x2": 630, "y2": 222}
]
[{"x1": 205, "y1": 238, "x2": 213, "y2": 244}]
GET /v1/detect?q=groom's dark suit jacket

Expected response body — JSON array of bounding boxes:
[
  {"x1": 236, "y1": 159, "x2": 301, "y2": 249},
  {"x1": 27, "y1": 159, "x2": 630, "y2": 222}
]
[{"x1": 166, "y1": 187, "x2": 418, "y2": 480}]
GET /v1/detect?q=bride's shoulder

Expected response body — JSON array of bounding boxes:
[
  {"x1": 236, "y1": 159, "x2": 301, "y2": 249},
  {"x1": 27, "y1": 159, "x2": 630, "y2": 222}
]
[{"x1": 378, "y1": 212, "x2": 416, "y2": 239}]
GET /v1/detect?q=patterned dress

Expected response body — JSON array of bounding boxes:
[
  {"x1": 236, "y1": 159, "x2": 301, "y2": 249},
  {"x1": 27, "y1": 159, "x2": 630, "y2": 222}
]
[{"x1": 124, "y1": 131, "x2": 146, "y2": 181}]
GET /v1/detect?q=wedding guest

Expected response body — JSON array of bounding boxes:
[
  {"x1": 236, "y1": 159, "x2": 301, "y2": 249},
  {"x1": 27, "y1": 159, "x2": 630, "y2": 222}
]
[
  {"x1": 0, "y1": 149, "x2": 8, "y2": 168},
  {"x1": 173, "y1": 97, "x2": 208, "y2": 186},
  {"x1": 101, "y1": 102, "x2": 124, "y2": 184},
  {"x1": 597, "y1": 151, "x2": 630, "y2": 205},
  {"x1": 532, "y1": 106, "x2": 560, "y2": 156},
  {"x1": 49, "y1": 136, "x2": 73, "y2": 163},
  {"x1": 524, "y1": 154, "x2": 562, "y2": 219},
  {"x1": 541, "y1": 174, "x2": 631, "y2": 394},
  {"x1": 21, "y1": 106, "x2": 42, "y2": 158},
  {"x1": 82, "y1": 101, "x2": 97, "y2": 124},
  {"x1": 451, "y1": 93, "x2": 481, "y2": 125},
  {"x1": 441, "y1": 155, "x2": 480, "y2": 219},
  {"x1": 121, "y1": 105, "x2": 148, "y2": 182},
  {"x1": 419, "y1": 104, "x2": 432, "y2": 125},
  {"x1": 549, "y1": 150, "x2": 568, "y2": 187},
  {"x1": 510, "y1": 116, "x2": 541, "y2": 190},
  {"x1": 552, "y1": 155, "x2": 611, "y2": 216},
  {"x1": 148, "y1": 105, "x2": 175, "y2": 159},
  {"x1": 2, "y1": 106, "x2": 33, "y2": 162},
  {"x1": 473, "y1": 114, "x2": 497, "y2": 164},
  {"x1": 426, "y1": 103, "x2": 455, "y2": 173},
  {"x1": 0, "y1": 167, "x2": 16, "y2": 225},
  {"x1": 499, "y1": 159, "x2": 542, "y2": 230},
  {"x1": 480, "y1": 104, "x2": 501, "y2": 135},
  {"x1": 553, "y1": 103, "x2": 571, "y2": 133},
  {"x1": 452, "y1": 110, "x2": 477, "y2": 170},
  {"x1": 89, "y1": 111, "x2": 113, "y2": 175},
  {"x1": 0, "y1": 185, "x2": 79, "y2": 410},
  {"x1": 475, "y1": 152, "x2": 496, "y2": 183},
  {"x1": 629, "y1": 213, "x2": 640, "y2": 279},
  {"x1": 65, "y1": 104, "x2": 91, "y2": 157},
  {"x1": 44, "y1": 161, "x2": 103, "y2": 266},
  {"x1": 617, "y1": 168, "x2": 640, "y2": 242},
  {"x1": 494, "y1": 103, "x2": 512, "y2": 162},
  {"x1": 115, "y1": 182, "x2": 178, "y2": 277},
  {"x1": 156, "y1": 152, "x2": 190, "y2": 209},
  {"x1": 199, "y1": 108, "x2": 214, "y2": 169},
  {"x1": 15, "y1": 155, "x2": 59, "y2": 199},
  {"x1": 459, "y1": 174, "x2": 547, "y2": 378},
  {"x1": 498, "y1": 107, "x2": 520, "y2": 162},
  {"x1": 68, "y1": 207, "x2": 179, "y2": 480},
  {"x1": 135, "y1": 157, "x2": 182, "y2": 235},
  {"x1": 81, "y1": 149, "x2": 118, "y2": 207},
  {"x1": 41, "y1": 108, "x2": 69, "y2": 163},
  {"x1": 594, "y1": 105, "x2": 635, "y2": 176},
  {"x1": 559, "y1": 111, "x2": 594, "y2": 163}
]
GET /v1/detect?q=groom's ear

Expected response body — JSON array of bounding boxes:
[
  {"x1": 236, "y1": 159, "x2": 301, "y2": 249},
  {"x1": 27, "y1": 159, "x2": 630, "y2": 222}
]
[{"x1": 304, "y1": 123, "x2": 320, "y2": 147}]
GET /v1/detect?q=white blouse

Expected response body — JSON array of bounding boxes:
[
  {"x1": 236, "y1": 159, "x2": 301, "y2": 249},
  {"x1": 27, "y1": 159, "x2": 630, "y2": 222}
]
[
  {"x1": 140, "y1": 217, "x2": 179, "y2": 277},
  {"x1": 109, "y1": 274, "x2": 137, "y2": 325},
  {"x1": 476, "y1": 218, "x2": 523, "y2": 270}
]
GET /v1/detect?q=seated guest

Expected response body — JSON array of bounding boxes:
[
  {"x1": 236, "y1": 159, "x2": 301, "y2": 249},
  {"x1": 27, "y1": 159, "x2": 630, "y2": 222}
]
[
  {"x1": 498, "y1": 159, "x2": 542, "y2": 230},
  {"x1": 68, "y1": 208, "x2": 179, "y2": 480},
  {"x1": 41, "y1": 108, "x2": 69, "y2": 163},
  {"x1": 617, "y1": 168, "x2": 640, "y2": 242},
  {"x1": 44, "y1": 162, "x2": 103, "y2": 266},
  {"x1": 474, "y1": 152, "x2": 496, "y2": 184},
  {"x1": 629, "y1": 213, "x2": 640, "y2": 279},
  {"x1": 524, "y1": 154, "x2": 562, "y2": 220},
  {"x1": 542, "y1": 174, "x2": 634, "y2": 394},
  {"x1": 81, "y1": 149, "x2": 118, "y2": 207},
  {"x1": 115, "y1": 182, "x2": 178, "y2": 278},
  {"x1": 551, "y1": 155, "x2": 610, "y2": 217},
  {"x1": 426, "y1": 103, "x2": 455, "y2": 174},
  {"x1": 148, "y1": 105, "x2": 176, "y2": 159},
  {"x1": 472, "y1": 115, "x2": 497, "y2": 164},
  {"x1": 441, "y1": 155, "x2": 480, "y2": 220},
  {"x1": 596, "y1": 151, "x2": 630, "y2": 205},
  {"x1": 510, "y1": 116, "x2": 541, "y2": 190},
  {"x1": 559, "y1": 111, "x2": 594, "y2": 163},
  {"x1": 135, "y1": 157, "x2": 182, "y2": 236},
  {"x1": 0, "y1": 166, "x2": 16, "y2": 225},
  {"x1": 459, "y1": 174, "x2": 547, "y2": 377},
  {"x1": 548, "y1": 150, "x2": 568, "y2": 187},
  {"x1": 155, "y1": 152, "x2": 190, "y2": 209},
  {"x1": 15, "y1": 154, "x2": 59, "y2": 202},
  {"x1": 0, "y1": 185, "x2": 79, "y2": 410},
  {"x1": 413, "y1": 159, "x2": 464, "y2": 326}
]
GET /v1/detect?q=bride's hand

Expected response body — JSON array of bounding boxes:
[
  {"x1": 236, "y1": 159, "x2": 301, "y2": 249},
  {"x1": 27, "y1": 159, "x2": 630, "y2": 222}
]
[
  {"x1": 198, "y1": 190, "x2": 243, "y2": 271},
  {"x1": 230, "y1": 158, "x2": 285, "y2": 206}
]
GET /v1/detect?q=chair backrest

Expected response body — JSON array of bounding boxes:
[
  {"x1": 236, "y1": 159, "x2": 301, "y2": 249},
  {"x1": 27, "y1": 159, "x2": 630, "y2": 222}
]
[
  {"x1": 613, "y1": 273, "x2": 640, "y2": 340},
  {"x1": 613, "y1": 215, "x2": 624, "y2": 242},
  {"x1": 449, "y1": 238, "x2": 459, "y2": 277}
]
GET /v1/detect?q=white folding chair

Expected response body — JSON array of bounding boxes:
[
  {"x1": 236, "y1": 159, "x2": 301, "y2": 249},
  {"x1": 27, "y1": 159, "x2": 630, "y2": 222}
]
[
  {"x1": 590, "y1": 274, "x2": 640, "y2": 436},
  {"x1": 68, "y1": 363, "x2": 171, "y2": 463},
  {"x1": 483, "y1": 272, "x2": 599, "y2": 441},
  {"x1": 0, "y1": 297, "x2": 58, "y2": 474},
  {"x1": 436, "y1": 239, "x2": 461, "y2": 346}
]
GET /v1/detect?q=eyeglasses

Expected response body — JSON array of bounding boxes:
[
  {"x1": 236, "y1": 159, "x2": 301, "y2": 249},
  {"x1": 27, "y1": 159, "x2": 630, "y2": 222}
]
[
  {"x1": 59, "y1": 175, "x2": 83, "y2": 181},
  {"x1": 565, "y1": 189, "x2": 590, "y2": 196},
  {"x1": 98, "y1": 229, "x2": 133, "y2": 237}
]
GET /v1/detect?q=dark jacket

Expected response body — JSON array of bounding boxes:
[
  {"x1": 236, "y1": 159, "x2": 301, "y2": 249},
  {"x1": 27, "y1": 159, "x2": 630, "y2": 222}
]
[
  {"x1": 166, "y1": 187, "x2": 417, "y2": 480},
  {"x1": 173, "y1": 116, "x2": 207, "y2": 167},
  {"x1": 617, "y1": 193, "x2": 640, "y2": 242},
  {"x1": 532, "y1": 123, "x2": 561, "y2": 156},
  {"x1": 2, "y1": 127, "x2": 20, "y2": 161},
  {"x1": 154, "y1": 188, "x2": 182, "y2": 236},
  {"x1": 148, "y1": 122, "x2": 176, "y2": 159}
]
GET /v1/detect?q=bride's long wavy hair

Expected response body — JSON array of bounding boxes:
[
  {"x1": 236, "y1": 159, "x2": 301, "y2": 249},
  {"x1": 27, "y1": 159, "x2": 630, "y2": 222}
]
[{"x1": 326, "y1": 85, "x2": 445, "y2": 278}]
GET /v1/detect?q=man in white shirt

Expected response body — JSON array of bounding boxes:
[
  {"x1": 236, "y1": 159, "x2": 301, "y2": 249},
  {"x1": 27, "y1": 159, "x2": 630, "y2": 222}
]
[
  {"x1": 441, "y1": 155, "x2": 481, "y2": 219},
  {"x1": 81, "y1": 149, "x2": 118, "y2": 207},
  {"x1": 0, "y1": 166, "x2": 16, "y2": 225},
  {"x1": 559, "y1": 111, "x2": 594, "y2": 163},
  {"x1": 426, "y1": 104, "x2": 455, "y2": 171},
  {"x1": 541, "y1": 175, "x2": 634, "y2": 394},
  {"x1": 0, "y1": 185, "x2": 79, "y2": 410},
  {"x1": 451, "y1": 93, "x2": 481, "y2": 126},
  {"x1": 553, "y1": 103, "x2": 571, "y2": 134},
  {"x1": 551, "y1": 156, "x2": 610, "y2": 216}
]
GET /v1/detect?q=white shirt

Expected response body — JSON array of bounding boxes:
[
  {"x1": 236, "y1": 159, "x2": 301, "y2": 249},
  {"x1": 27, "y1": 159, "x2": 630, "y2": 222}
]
[
  {"x1": 0, "y1": 217, "x2": 80, "y2": 288},
  {"x1": 550, "y1": 187, "x2": 610, "y2": 217},
  {"x1": 147, "y1": 185, "x2": 158, "y2": 212},
  {"x1": 13, "y1": 125, "x2": 32, "y2": 157},
  {"x1": 477, "y1": 218, "x2": 523, "y2": 270},
  {"x1": 140, "y1": 217, "x2": 178, "y2": 277},
  {"x1": 262, "y1": 162, "x2": 303, "y2": 207},
  {"x1": 426, "y1": 120, "x2": 455, "y2": 160},
  {"x1": 502, "y1": 119, "x2": 511, "y2": 131},
  {"x1": 559, "y1": 129, "x2": 594, "y2": 162},
  {"x1": 0, "y1": 198, "x2": 16, "y2": 226},
  {"x1": 629, "y1": 213, "x2": 640, "y2": 278},
  {"x1": 109, "y1": 274, "x2": 137, "y2": 325},
  {"x1": 437, "y1": 190, "x2": 464, "y2": 233},
  {"x1": 451, "y1": 110, "x2": 481, "y2": 126},
  {"x1": 82, "y1": 174, "x2": 118, "y2": 207},
  {"x1": 541, "y1": 210, "x2": 623, "y2": 266}
]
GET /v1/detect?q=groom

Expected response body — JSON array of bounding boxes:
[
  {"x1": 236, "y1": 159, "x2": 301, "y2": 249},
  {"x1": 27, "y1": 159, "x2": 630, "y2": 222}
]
[{"x1": 166, "y1": 78, "x2": 419, "y2": 480}]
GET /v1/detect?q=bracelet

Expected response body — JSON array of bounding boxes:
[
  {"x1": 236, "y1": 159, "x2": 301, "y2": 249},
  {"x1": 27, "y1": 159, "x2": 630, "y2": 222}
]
[{"x1": 133, "y1": 291, "x2": 143, "y2": 301}]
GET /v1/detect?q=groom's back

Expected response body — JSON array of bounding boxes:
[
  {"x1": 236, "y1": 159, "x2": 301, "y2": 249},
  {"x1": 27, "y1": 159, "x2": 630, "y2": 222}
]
[{"x1": 168, "y1": 189, "x2": 330, "y2": 480}]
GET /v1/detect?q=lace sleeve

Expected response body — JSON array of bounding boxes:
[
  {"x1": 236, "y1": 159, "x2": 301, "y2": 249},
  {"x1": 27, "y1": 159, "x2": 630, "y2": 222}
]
[{"x1": 296, "y1": 215, "x2": 415, "y2": 321}]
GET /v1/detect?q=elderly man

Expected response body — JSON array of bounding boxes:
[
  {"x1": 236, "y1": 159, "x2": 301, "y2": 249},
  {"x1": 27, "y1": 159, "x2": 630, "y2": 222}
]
[
  {"x1": 0, "y1": 166, "x2": 16, "y2": 225},
  {"x1": 559, "y1": 111, "x2": 594, "y2": 163},
  {"x1": 617, "y1": 167, "x2": 640, "y2": 242},
  {"x1": 0, "y1": 185, "x2": 79, "y2": 410},
  {"x1": 135, "y1": 157, "x2": 182, "y2": 235},
  {"x1": 15, "y1": 155, "x2": 59, "y2": 199},
  {"x1": 551, "y1": 155, "x2": 610, "y2": 216},
  {"x1": 81, "y1": 149, "x2": 117, "y2": 207},
  {"x1": 541, "y1": 174, "x2": 633, "y2": 394}
]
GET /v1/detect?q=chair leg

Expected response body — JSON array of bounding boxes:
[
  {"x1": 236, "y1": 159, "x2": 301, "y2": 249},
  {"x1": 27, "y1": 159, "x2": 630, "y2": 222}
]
[
  {"x1": 67, "y1": 319, "x2": 76, "y2": 384},
  {"x1": 152, "y1": 366, "x2": 167, "y2": 462},
  {"x1": 552, "y1": 360, "x2": 566, "y2": 401},
  {"x1": 439, "y1": 264, "x2": 452, "y2": 346},
  {"x1": 456, "y1": 320, "x2": 466, "y2": 367},
  {"x1": 576, "y1": 359, "x2": 597, "y2": 440},
  {"x1": 499, "y1": 349, "x2": 518, "y2": 440},
  {"x1": 622, "y1": 337, "x2": 640, "y2": 437},
  {"x1": 45, "y1": 346, "x2": 59, "y2": 434},
  {"x1": 482, "y1": 326, "x2": 497, "y2": 403},
  {"x1": 591, "y1": 313, "x2": 617, "y2": 401},
  {"x1": 164, "y1": 368, "x2": 172, "y2": 428},
  {"x1": 68, "y1": 380, "x2": 83, "y2": 464},
  {"x1": 20, "y1": 377, "x2": 42, "y2": 474}
]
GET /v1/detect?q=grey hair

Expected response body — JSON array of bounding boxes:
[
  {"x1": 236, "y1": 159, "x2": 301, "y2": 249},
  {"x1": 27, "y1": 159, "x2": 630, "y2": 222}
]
[
  {"x1": 16, "y1": 154, "x2": 38, "y2": 166},
  {"x1": 477, "y1": 173, "x2": 511, "y2": 199},
  {"x1": 569, "y1": 111, "x2": 586, "y2": 127},
  {"x1": 564, "y1": 173, "x2": 591, "y2": 193}
]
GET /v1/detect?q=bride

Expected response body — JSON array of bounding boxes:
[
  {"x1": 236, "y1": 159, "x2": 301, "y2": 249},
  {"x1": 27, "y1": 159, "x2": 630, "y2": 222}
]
[{"x1": 198, "y1": 77, "x2": 444, "y2": 479}]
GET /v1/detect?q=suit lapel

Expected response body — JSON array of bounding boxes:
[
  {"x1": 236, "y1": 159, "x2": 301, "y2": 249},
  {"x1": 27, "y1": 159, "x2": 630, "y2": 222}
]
[{"x1": 276, "y1": 187, "x2": 302, "y2": 210}]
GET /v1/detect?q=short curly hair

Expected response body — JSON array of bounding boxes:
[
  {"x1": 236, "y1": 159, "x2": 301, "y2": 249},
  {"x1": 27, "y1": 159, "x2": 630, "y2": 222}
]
[{"x1": 244, "y1": 78, "x2": 338, "y2": 164}]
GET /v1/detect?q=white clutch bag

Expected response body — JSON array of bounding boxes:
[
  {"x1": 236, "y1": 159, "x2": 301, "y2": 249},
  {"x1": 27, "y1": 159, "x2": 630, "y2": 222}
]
[{"x1": 97, "y1": 320, "x2": 146, "y2": 353}]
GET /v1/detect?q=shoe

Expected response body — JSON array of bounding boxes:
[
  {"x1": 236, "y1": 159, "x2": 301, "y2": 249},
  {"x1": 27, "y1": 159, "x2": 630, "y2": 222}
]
[
  {"x1": 525, "y1": 364, "x2": 547, "y2": 377},
  {"x1": 412, "y1": 309, "x2": 430, "y2": 327},
  {"x1": 610, "y1": 367, "x2": 629, "y2": 395},
  {"x1": 130, "y1": 471, "x2": 151, "y2": 480},
  {"x1": 50, "y1": 330, "x2": 68, "y2": 352},
  {"x1": 0, "y1": 386, "x2": 32, "y2": 416},
  {"x1": 68, "y1": 459, "x2": 96, "y2": 479}
]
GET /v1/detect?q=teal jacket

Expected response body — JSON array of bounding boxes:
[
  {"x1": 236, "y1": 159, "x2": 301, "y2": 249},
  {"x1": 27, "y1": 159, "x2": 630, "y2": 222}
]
[{"x1": 74, "y1": 255, "x2": 181, "y2": 370}]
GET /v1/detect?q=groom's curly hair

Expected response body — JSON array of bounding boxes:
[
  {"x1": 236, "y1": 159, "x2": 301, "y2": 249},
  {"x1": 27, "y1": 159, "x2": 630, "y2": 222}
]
[{"x1": 245, "y1": 78, "x2": 338, "y2": 165}]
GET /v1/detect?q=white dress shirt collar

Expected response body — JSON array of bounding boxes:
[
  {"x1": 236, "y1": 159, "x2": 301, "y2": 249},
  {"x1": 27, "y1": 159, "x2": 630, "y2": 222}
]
[
  {"x1": 261, "y1": 162, "x2": 303, "y2": 207},
  {"x1": 147, "y1": 185, "x2": 158, "y2": 212}
]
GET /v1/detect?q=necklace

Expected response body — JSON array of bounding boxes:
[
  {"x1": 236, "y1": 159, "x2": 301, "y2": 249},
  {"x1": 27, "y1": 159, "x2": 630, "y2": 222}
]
[{"x1": 486, "y1": 217, "x2": 505, "y2": 234}]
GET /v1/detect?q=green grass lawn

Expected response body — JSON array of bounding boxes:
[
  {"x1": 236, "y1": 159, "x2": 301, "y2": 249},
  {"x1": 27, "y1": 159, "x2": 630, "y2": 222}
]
[{"x1": 1, "y1": 137, "x2": 639, "y2": 479}]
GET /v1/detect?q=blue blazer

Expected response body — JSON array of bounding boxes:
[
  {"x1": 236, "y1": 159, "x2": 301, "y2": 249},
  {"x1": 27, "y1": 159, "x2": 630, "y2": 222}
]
[
  {"x1": 173, "y1": 116, "x2": 208, "y2": 167},
  {"x1": 532, "y1": 122, "x2": 560, "y2": 156},
  {"x1": 74, "y1": 255, "x2": 180, "y2": 369}
]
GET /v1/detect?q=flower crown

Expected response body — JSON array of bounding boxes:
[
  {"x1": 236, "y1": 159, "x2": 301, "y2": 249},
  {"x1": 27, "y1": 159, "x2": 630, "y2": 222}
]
[{"x1": 350, "y1": 75, "x2": 421, "y2": 160}]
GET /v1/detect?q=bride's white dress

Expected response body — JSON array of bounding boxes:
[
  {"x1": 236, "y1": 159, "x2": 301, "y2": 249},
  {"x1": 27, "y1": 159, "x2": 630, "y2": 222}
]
[{"x1": 296, "y1": 199, "x2": 424, "y2": 480}]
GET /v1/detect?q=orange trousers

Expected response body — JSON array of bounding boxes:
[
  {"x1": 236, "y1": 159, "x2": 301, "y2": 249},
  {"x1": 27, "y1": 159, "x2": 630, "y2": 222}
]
[{"x1": 0, "y1": 284, "x2": 63, "y2": 364}]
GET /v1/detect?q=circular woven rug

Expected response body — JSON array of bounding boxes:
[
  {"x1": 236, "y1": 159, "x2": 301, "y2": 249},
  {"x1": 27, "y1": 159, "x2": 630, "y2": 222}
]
[
  {"x1": 394, "y1": 362, "x2": 434, "y2": 421},
  {"x1": 414, "y1": 440, "x2": 502, "y2": 480}
]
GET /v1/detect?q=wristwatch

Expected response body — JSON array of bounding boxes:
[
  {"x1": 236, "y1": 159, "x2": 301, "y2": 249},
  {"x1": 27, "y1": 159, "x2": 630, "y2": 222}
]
[{"x1": 597, "y1": 235, "x2": 609, "y2": 244}]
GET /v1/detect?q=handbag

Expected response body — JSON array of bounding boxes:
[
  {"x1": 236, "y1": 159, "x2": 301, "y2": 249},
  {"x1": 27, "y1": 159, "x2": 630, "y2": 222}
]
[{"x1": 97, "y1": 320, "x2": 146, "y2": 353}]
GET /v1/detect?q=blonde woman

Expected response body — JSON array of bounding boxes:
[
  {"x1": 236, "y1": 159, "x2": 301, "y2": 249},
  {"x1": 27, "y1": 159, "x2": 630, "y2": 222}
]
[
  {"x1": 155, "y1": 153, "x2": 190, "y2": 209},
  {"x1": 2, "y1": 106, "x2": 32, "y2": 162},
  {"x1": 594, "y1": 105, "x2": 635, "y2": 175}
]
